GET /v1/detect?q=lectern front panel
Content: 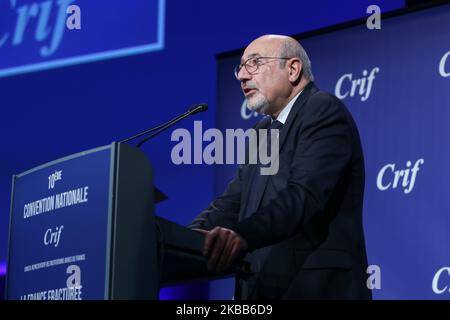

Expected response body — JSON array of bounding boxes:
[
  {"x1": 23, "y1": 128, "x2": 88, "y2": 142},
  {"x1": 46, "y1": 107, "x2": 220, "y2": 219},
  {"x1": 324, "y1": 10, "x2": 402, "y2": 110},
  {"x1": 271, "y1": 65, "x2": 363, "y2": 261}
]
[{"x1": 7, "y1": 145, "x2": 114, "y2": 300}]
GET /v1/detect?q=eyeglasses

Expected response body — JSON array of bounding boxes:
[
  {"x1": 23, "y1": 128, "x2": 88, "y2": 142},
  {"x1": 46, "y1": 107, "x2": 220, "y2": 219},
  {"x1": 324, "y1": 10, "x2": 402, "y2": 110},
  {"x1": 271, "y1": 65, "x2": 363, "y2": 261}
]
[{"x1": 234, "y1": 56, "x2": 292, "y2": 79}]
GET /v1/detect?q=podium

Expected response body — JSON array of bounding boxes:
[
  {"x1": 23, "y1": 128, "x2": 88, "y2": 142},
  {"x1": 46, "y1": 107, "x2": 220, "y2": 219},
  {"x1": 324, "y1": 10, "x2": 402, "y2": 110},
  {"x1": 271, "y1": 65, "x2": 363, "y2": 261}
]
[{"x1": 5, "y1": 142, "x2": 239, "y2": 300}]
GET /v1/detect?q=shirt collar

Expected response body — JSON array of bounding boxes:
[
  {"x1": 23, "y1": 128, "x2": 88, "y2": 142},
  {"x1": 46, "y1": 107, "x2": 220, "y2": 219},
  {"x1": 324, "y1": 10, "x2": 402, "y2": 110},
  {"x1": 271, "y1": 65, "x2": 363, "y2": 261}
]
[{"x1": 274, "y1": 89, "x2": 303, "y2": 125}]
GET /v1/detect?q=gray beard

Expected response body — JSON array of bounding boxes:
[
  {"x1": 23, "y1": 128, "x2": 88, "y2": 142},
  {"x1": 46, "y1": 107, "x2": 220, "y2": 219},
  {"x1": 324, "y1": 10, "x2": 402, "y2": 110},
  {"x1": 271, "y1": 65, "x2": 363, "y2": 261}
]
[{"x1": 246, "y1": 94, "x2": 270, "y2": 114}]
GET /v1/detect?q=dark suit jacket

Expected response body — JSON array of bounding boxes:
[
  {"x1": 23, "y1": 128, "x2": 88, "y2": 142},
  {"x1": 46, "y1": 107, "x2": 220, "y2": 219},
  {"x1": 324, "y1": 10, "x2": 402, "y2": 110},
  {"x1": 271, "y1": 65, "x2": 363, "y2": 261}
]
[{"x1": 189, "y1": 82, "x2": 372, "y2": 300}]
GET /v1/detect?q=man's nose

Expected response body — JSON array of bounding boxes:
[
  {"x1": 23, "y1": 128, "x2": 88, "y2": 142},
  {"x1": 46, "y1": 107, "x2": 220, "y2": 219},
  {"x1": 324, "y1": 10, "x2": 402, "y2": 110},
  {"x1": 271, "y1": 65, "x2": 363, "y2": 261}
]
[{"x1": 237, "y1": 66, "x2": 252, "y2": 81}]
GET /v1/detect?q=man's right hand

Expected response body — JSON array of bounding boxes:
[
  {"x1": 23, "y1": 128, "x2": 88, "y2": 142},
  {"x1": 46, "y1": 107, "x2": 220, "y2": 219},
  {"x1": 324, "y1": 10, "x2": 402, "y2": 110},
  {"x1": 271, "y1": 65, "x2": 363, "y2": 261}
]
[{"x1": 192, "y1": 227, "x2": 248, "y2": 273}]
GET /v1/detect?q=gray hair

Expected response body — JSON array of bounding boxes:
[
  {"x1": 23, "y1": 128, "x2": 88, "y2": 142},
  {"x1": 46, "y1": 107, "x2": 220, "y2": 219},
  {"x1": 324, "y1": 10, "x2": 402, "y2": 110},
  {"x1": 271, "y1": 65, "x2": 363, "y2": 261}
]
[{"x1": 280, "y1": 40, "x2": 314, "y2": 81}]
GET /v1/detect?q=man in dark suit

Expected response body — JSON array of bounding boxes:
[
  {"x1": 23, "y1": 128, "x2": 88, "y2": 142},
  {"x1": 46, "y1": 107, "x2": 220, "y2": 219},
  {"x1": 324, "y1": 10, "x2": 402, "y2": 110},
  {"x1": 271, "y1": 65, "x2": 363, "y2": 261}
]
[{"x1": 188, "y1": 35, "x2": 371, "y2": 299}]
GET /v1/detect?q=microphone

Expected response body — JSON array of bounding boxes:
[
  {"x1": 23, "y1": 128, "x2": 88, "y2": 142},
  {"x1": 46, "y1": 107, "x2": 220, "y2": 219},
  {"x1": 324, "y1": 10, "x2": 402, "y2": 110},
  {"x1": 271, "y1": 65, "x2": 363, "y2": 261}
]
[
  {"x1": 119, "y1": 103, "x2": 208, "y2": 148},
  {"x1": 188, "y1": 103, "x2": 208, "y2": 114}
]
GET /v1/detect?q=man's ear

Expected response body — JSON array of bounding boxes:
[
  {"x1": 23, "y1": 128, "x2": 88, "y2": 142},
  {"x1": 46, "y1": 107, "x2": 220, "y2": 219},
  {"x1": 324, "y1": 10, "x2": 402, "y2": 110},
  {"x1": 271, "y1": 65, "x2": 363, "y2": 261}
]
[{"x1": 288, "y1": 59, "x2": 302, "y2": 83}]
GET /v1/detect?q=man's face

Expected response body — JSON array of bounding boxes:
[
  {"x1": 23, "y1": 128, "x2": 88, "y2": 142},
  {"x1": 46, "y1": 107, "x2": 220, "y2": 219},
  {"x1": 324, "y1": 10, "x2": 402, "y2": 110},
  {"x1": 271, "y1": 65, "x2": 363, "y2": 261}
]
[{"x1": 237, "y1": 38, "x2": 291, "y2": 116}]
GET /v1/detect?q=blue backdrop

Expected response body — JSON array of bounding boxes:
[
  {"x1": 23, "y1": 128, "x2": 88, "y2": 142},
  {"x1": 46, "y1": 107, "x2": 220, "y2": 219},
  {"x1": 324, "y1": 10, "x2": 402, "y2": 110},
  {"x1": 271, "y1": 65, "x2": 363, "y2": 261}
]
[
  {"x1": 0, "y1": 0, "x2": 407, "y2": 299},
  {"x1": 216, "y1": 3, "x2": 450, "y2": 299}
]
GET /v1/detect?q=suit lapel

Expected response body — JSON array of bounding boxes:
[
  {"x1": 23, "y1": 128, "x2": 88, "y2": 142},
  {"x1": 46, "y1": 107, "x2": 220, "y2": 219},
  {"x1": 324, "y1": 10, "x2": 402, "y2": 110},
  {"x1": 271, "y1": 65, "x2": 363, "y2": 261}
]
[
  {"x1": 278, "y1": 82, "x2": 318, "y2": 151},
  {"x1": 241, "y1": 116, "x2": 271, "y2": 219},
  {"x1": 242, "y1": 82, "x2": 319, "y2": 218}
]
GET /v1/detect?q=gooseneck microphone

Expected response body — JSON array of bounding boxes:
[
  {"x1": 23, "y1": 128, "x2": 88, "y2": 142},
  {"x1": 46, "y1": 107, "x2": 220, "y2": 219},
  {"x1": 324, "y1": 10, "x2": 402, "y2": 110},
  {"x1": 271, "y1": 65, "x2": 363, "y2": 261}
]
[{"x1": 119, "y1": 103, "x2": 208, "y2": 148}]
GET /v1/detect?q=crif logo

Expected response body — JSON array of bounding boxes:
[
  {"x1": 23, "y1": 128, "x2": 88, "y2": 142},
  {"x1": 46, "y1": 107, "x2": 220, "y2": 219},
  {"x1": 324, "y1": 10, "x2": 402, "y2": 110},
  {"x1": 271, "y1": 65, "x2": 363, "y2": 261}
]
[
  {"x1": 0, "y1": 0, "x2": 165, "y2": 78},
  {"x1": 0, "y1": 0, "x2": 78, "y2": 59},
  {"x1": 433, "y1": 267, "x2": 450, "y2": 294},
  {"x1": 439, "y1": 51, "x2": 450, "y2": 78},
  {"x1": 376, "y1": 158, "x2": 424, "y2": 194},
  {"x1": 335, "y1": 67, "x2": 379, "y2": 102}
]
